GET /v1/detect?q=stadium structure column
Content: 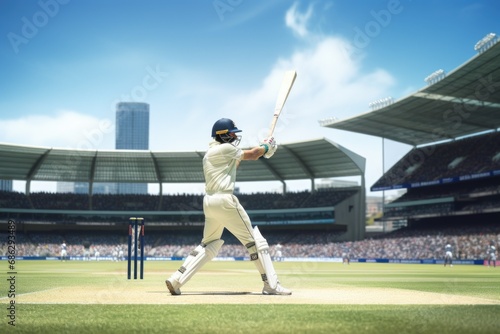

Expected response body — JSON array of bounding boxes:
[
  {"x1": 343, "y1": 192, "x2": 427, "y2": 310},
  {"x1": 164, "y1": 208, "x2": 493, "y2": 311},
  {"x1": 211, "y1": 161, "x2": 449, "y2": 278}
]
[{"x1": 334, "y1": 182, "x2": 366, "y2": 241}]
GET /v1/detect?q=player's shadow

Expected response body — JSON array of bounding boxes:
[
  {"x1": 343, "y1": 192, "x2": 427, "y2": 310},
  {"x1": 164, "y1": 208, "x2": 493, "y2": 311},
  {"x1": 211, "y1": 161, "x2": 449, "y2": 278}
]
[
  {"x1": 149, "y1": 291, "x2": 258, "y2": 295},
  {"x1": 182, "y1": 291, "x2": 257, "y2": 296}
]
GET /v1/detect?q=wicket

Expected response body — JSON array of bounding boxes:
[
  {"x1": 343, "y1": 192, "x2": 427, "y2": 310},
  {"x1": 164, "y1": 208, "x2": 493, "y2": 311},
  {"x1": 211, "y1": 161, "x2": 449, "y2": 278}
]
[{"x1": 127, "y1": 217, "x2": 145, "y2": 279}]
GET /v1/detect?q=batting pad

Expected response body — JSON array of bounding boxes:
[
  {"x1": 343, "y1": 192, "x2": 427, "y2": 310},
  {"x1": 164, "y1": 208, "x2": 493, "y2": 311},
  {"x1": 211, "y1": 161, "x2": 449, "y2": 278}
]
[
  {"x1": 175, "y1": 239, "x2": 224, "y2": 286},
  {"x1": 253, "y1": 226, "x2": 278, "y2": 289}
]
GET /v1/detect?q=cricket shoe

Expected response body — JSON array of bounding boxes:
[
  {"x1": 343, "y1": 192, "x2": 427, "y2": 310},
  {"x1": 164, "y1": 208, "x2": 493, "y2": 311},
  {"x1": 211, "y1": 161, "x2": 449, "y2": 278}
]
[
  {"x1": 262, "y1": 282, "x2": 292, "y2": 295},
  {"x1": 165, "y1": 278, "x2": 181, "y2": 296}
]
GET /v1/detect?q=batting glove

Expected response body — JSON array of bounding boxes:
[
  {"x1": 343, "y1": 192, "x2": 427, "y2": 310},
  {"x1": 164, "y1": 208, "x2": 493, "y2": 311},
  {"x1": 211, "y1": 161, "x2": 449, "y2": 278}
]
[{"x1": 260, "y1": 137, "x2": 278, "y2": 159}]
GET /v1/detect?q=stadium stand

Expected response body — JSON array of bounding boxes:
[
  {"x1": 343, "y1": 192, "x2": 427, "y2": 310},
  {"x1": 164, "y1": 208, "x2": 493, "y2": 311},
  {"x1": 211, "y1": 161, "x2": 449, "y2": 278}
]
[
  {"x1": 0, "y1": 138, "x2": 367, "y2": 241},
  {"x1": 376, "y1": 131, "x2": 500, "y2": 223},
  {"x1": 372, "y1": 131, "x2": 500, "y2": 190}
]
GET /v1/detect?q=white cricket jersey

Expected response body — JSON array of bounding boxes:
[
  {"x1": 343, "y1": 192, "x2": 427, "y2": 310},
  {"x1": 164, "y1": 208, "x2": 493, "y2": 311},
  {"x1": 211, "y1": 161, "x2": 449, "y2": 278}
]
[{"x1": 203, "y1": 141, "x2": 243, "y2": 194}]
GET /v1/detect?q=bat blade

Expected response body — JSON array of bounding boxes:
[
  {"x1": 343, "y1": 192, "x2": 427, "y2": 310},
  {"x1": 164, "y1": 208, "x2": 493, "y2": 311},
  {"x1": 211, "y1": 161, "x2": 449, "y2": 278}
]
[{"x1": 268, "y1": 70, "x2": 297, "y2": 137}]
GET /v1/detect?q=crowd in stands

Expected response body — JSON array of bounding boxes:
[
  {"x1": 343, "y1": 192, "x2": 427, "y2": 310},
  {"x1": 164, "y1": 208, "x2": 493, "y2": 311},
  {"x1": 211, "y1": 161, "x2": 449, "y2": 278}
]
[
  {"x1": 373, "y1": 131, "x2": 500, "y2": 189},
  {"x1": 2, "y1": 222, "x2": 498, "y2": 261},
  {"x1": 30, "y1": 192, "x2": 89, "y2": 210},
  {"x1": 366, "y1": 132, "x2": 500, "y2": 220},
  {"x1": 384, "y1": 203, "x2": 455, "y2": 219},
  {"x1": 0, "y1": 187, "x2": 356, "y2": 212},
  {"x1": 382, "y1": 176, "x2": 500, "y2": 219}
]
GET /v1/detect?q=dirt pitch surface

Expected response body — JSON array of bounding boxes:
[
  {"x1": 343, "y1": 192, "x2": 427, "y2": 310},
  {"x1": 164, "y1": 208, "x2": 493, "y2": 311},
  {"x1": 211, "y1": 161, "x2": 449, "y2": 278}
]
[{"x1": 14, "y1": 285, "x2": 500, "y2": 305}]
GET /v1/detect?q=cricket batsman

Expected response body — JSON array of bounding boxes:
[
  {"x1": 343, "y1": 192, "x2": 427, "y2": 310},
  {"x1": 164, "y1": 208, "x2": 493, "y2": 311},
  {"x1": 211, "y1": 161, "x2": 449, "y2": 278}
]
[{"x1": 165, "y1": 118, "x2": 292, "y2": 295}]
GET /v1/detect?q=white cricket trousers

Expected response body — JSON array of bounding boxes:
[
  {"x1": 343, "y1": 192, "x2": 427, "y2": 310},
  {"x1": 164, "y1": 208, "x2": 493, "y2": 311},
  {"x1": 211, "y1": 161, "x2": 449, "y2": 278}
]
[{"x1": 201, "y1": 193, "x2": 255, "y2": 246}]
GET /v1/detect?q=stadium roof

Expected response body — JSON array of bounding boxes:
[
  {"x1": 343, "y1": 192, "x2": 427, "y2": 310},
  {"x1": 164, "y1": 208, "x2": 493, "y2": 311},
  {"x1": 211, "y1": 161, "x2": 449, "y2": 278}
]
[
  {"x1": 320, "y1": 39, "x2": 500, "y2": 147},
  {"x1": 0, "y1": 138, "x2": 365, "y2": 192}
]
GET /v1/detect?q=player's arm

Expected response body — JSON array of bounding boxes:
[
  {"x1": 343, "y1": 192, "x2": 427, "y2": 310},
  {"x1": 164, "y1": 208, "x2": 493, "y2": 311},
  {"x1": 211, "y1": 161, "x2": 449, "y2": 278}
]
[
  {"x1": 242, "y1": 137, "x2": 277, "y2": 161},
  {"x1": 242, "y1": 146, "x2": 266, "y2": 160}
]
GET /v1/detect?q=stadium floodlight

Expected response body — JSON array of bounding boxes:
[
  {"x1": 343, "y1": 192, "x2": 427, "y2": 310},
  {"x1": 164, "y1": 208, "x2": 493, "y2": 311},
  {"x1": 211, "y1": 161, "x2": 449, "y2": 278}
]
[
  {"x1": 474, "y1": 32, "x2": 499, "y2": 53},
  {"x1": 424, "y1": 69, "x2": 446, "y2": 86},
  {"x1": 369, "y1": 96, "x2": 394, "y2": 110},
  {"x1": 318, "y1": 117, "x2": 339, "y2": 127}
]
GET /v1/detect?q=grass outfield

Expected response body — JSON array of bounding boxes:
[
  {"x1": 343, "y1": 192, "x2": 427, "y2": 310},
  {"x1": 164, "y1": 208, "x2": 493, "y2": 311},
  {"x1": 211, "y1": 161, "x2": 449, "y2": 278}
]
[{"x1": 1, "y1": 260, "x2": 499, "y2": 333}]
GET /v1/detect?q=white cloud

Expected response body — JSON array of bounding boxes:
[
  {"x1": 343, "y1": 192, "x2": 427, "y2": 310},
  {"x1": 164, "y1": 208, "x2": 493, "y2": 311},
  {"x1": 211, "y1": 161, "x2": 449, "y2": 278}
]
[
  {"x1": 285, "y1": 2, "x2": 314, "y2": 38},
  {"x1": 215, "y1": 36, "x2": 395, "y2": 143},
  {"x1": 0, "y1": 110, "x2": 115, "y2": 149}
]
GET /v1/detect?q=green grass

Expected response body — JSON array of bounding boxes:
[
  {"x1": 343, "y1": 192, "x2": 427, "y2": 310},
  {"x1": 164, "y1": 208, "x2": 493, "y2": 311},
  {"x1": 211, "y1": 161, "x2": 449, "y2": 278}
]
[{"x1": 1, "y1": 261, "x2": 499, "y2": 333}]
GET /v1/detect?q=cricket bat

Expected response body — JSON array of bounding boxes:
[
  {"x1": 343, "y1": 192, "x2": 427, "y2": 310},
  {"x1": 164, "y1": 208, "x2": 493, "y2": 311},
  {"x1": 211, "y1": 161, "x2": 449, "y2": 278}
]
[{"x1": 268, "y1": 70, "x2": 297, "y2": 137}]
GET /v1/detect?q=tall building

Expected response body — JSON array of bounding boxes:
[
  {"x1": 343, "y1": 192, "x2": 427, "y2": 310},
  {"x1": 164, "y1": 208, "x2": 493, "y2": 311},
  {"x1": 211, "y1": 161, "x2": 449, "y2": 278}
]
[{"x1": 115, "y1": 102, "x2": 150, "y2": 194}]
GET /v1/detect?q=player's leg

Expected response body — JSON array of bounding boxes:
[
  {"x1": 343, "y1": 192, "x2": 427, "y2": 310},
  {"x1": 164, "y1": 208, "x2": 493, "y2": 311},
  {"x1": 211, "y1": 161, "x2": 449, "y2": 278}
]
[
  {"x1": 222, "y1": 196, "x2": 291, "y2": 295},
  {"x1": 251, "y1": 226, "x2": 291, "y2": 295},
  {"x1": 166, "y1": 195, "x2": 226, "y2": 296},
  {"x1": 166, "y1": 239, "x2": 224, "y2": 295}
]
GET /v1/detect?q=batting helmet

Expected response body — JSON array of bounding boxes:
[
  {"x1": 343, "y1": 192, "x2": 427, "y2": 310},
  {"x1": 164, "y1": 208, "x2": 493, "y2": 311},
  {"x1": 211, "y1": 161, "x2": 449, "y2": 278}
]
[{"x1": 211, "y1": 118, "x2": 242, "y2": 144}]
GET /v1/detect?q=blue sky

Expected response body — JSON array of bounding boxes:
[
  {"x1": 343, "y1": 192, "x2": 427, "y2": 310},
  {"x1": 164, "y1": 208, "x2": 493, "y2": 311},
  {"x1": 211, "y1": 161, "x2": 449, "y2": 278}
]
[{"x1": 1, "y1": 0, "x2": 499, "y2": 195}]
